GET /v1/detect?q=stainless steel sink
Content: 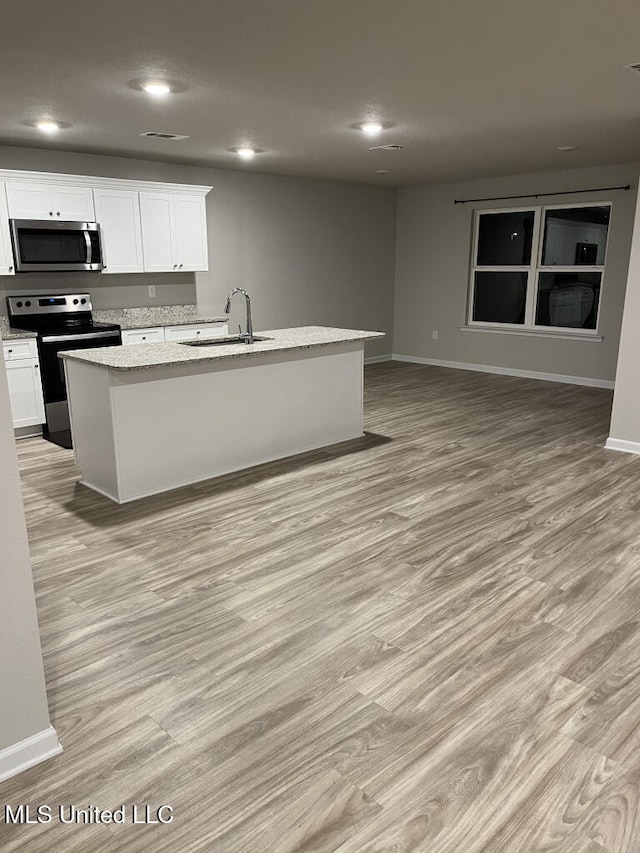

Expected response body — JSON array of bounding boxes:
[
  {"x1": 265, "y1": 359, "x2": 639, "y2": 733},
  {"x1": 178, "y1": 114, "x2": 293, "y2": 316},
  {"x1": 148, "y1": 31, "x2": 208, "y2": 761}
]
[{"x1": 180, "y1": 335, "x2": 272, "y2": 347}]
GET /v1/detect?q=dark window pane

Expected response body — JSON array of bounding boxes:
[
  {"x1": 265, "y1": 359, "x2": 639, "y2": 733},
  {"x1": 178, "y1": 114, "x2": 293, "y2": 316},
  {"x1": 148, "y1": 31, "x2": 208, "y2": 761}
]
[
  {"x1": 473, "y1": 272, "x2": 527, "y2": 324},
  {"x1": 541, "y1": 206, "x2": 609, "y2": 266},
  {"x1": 535, "y1": 272, "x2": 601, "y2": 329},
  {"x1": 477, "y1": 211, "x2": 534, "y2": 265}
]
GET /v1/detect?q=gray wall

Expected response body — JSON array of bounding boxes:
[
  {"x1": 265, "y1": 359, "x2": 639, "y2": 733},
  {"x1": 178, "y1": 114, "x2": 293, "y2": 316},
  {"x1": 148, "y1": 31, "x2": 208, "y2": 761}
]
[
  {"x1": 609, "y1": 180, "x2": 640, "y2": 445},
  {"x1": 393, "y1": 163, "x2": 638, "y2": 382},
  {"x1": 0, "y1": 359, "x2": 52, "y2": 752},
  {"x1": 0, "y1": 146, "x2": 396, "y2": 356}
]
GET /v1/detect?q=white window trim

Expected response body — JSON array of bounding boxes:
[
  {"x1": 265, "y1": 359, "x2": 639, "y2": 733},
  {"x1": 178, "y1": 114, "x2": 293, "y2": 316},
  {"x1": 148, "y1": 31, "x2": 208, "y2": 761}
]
[
  {"x1": 467, "y1": 201, "x2": 611, "y2": 337},
  {"x1": 459, "y1": 324, "x2": 603, "y2": 342}
]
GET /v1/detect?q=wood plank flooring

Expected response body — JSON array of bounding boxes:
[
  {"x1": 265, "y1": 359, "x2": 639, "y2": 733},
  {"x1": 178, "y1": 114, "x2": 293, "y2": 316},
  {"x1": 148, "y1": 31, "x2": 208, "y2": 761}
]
[{"x1": 3, "y1": 362, "x2": 640, "y2": 851}]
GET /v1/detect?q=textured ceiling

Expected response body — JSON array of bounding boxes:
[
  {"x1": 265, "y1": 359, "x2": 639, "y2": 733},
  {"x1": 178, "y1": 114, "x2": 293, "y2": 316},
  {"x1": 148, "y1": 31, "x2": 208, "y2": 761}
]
[{"x1": 2, "y1": 0, "x2": 640, "y2": 185}]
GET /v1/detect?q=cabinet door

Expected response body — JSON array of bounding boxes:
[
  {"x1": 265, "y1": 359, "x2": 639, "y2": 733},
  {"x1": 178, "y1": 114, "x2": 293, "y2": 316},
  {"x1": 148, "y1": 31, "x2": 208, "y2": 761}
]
[
  {"x1": 5, "y1": 360, "x2": 45, "y2": 428},
  {"x1": 0, "y1": 185, "x2": 15, "y2": 275},
  {"x1": 121, "y1": 328, "x2": 165, "y2": 345},
  {"x1": 5, "y1": 181, "x2": 51, "y2": 219},
  {"x1": 49, "y1": 184, "x2": 95, "y2": 221},
  {"x1": 140, "y1": 192, "x2": 177, "y2": 272},
  {"x1": 174, "y1": 194, "x2": 209, "y2": 271},
  {"x1": 164, "y1": 323, "x2": 228, "y2": 342},
  {"x1": 94, "y1": 189, "x2": 143, "y2": 273}
]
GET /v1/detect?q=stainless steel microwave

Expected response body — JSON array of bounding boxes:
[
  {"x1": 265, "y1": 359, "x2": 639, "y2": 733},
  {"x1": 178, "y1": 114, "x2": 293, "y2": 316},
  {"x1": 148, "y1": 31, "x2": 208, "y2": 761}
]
[{"x1": 10, "y1": 219, "x2": 104, "y2": 272}]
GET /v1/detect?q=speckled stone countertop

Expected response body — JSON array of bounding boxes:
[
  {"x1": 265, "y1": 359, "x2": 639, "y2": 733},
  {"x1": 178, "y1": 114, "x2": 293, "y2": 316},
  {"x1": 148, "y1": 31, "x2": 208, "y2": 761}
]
[
  {"x1": 93, "y1": 305, "x2": 228, "y2": 330},
  {"x1": 59, "y1": 326, "x2": 384, "y2": 372},
  {"x1": 0, "y1": 317, "x2": 37, "y2": 341}
]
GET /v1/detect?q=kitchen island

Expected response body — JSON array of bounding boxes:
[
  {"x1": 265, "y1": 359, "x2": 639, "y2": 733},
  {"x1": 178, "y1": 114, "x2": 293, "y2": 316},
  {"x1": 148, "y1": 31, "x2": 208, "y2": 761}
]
[{"x1": 59, "y1": 326, "x2": 384, "y2": 503}]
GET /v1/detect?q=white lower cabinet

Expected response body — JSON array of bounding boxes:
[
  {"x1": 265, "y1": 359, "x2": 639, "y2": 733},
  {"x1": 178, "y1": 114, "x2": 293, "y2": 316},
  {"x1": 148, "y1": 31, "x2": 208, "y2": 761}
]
[
  {"x1": 164, "y1": 323, "x2": 228, "y2": 342},
  {"x1": 121, "y1": 323, "x2": 228, "y2": 346},
  {"x1": 3, "y1": 339, "x2": 46, "y2": 429},
  {"x1": 121, "y1": 327, "x2": 165, "y2": 345}
]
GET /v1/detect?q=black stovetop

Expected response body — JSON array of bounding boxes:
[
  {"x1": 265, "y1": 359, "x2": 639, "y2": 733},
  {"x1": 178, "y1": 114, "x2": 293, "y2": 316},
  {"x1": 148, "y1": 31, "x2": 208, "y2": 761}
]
[{"x1": 10, "y1": 314, "x2": 121, "y2": 336}]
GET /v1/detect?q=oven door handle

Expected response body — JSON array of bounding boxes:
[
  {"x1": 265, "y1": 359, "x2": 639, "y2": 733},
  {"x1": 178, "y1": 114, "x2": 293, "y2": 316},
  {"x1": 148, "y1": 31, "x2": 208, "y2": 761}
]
[
  {"x1": 84, "y1": 230, "x2": 92, "y2": 265},
  {"x1": 41, "y1": 330, "x2": 121, "y2": 343}
]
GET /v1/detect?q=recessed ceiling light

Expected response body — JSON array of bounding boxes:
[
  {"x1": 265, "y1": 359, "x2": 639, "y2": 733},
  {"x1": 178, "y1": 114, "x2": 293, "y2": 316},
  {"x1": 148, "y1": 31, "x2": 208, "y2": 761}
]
[
  {"x1": 35, "y1": 120, "x2": 60, "y2": 134},
  {"x1": 361, "y1": 122, "x2": 383, "y2": 137},
  {"x1": 557, "y1": 145, "x2": 577, "y2": 152},
  {"x1": 376, "y1": 169, "x2": 390, "y2": 174},
  {"x1": 237, "y1": 148, "x2": 255, "y2": 160},
  {"x1": 142, "y1": 82, "x2": 171, "y2": 96}
]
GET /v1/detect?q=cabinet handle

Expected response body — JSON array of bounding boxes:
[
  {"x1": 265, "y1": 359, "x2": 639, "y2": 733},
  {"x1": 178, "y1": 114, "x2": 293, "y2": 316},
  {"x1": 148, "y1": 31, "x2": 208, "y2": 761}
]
[
  {"x1": 173, "y1": 264, "x2": 177, "y2": 269},
  {"x1": 142, "y1": 336, "x2": 147, "y2": 340},
  {"x1": 8, "y1": 266, "x2": 13, "y2": 272},
  {"x1": 56, "y1": 211, "x2": 61, "y2": 216},
  {"x1": 179, "y1": 263, "x2": 183, "y2": 269},
  {"x1": 8, "y1": 349, "x2": 13, "y2": 353},
  {"x1": 48, "y1": 211, "x2": 53, "y2": 216},
  {"x1": 196, "y1": 330, "x2": 201, "y2": 335},
  {"x1": 34, "y1": 364, "x2": 39, "y2": 370}
]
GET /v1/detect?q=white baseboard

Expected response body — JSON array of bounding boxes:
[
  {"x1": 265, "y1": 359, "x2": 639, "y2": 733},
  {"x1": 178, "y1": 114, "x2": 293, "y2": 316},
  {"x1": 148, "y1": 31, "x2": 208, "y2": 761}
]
[
  {"x1": 364, "y1": 354, "x2": 392, "y2": 365},
  {"x1": 391, "y1": 354, "x2": 614, "y2": 389},
  {"x1": 0, "y1": 726, "x2": 62, "y2": 784},
  {"x1": 605, "y1": 437, "x2": 640, "y2": 456}
]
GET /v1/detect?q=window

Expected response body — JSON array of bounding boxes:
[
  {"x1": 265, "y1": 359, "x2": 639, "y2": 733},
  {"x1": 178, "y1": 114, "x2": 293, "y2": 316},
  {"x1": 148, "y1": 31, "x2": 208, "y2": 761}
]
[{"x1": 469, "y1": 203, "x2": 610, "y2": 333}]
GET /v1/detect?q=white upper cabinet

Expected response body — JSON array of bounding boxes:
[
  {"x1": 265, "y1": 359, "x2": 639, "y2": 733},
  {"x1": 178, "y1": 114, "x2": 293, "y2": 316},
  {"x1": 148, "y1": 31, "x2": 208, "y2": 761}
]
[
  {"x1": 6, "y1": 181, "x2": 95, "y2": 221},
  {"x1": 5, "y1": 182, "x2": 50, "y2": 219},
  {"x1": 94, "y1": 188, "x2": 144, "y2": 274},
  {"x1": 48, "y1": 185, "x2": 95, "y2": 221},
  {"x1": 140, "y1": 191, "x2": 208, "y2": 272},
  {"x1": 140, "y1": 192, "x2": 177, "y2": 272},
  {"x1": 0, "y1": 170, "x2": 211, "y2": 275},
  {"x1": 174, "y1": 194, "x2": 209, "y2": 272},
  {"x1": 0, "y1": 185, "x2": 15, "y2": 275}
]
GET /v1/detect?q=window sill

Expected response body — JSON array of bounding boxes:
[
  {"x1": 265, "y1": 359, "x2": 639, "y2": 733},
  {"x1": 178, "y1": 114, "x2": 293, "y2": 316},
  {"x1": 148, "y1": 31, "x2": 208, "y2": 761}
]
[{"x1": 459, "y1": 325, "x2": 603, "y2": 343}]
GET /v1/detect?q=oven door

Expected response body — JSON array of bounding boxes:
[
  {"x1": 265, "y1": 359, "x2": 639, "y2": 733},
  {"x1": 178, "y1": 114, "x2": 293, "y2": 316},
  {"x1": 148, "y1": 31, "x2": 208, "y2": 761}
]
[
  {"x1": 38, "y1": 330, "x2": 121, "y2": 438},
  {"x1": 10, "y1": 220, "x2": 104, "y2": 272}
]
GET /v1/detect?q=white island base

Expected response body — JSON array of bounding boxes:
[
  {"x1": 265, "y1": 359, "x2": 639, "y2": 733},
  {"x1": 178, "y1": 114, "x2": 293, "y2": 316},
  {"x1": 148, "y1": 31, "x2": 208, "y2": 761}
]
[{"x1": 65, "y1": 340, "x2": 366, "y2": 503}]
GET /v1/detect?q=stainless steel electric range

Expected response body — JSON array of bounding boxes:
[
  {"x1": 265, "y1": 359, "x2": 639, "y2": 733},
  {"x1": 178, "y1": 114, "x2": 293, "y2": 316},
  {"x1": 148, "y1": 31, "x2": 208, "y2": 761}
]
[{"x1": 7, "y1": 294, "x2": 121, "y2": 448}]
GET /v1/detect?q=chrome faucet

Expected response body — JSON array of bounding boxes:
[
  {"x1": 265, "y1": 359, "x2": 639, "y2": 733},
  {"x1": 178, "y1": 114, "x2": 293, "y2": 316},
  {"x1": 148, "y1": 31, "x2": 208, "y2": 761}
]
[{"x1": 224, "y1": 288, "x2": 254, "y2": 343}]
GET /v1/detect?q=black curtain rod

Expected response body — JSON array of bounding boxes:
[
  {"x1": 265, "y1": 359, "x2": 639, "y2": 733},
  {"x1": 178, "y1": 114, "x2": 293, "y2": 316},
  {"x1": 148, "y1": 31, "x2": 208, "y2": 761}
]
[{"x1": 453, "y1": 184, "x2": 631, "y2": 205}]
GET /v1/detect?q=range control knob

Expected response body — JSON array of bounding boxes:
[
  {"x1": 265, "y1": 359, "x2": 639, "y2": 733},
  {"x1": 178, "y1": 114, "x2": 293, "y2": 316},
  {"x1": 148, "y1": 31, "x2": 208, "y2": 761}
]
[
  {"x1": 73, "y1": 299, "x2": 79, "y2": 305},
  {"x1": 80, "y1": 298, "x2": 87, "y2": 305},
  {"x1": 25, "y1": 301, "x2": 31, "y2": 307},
  {"x1": 16, "y1": 301, "x2": 22, "y2": 308}
]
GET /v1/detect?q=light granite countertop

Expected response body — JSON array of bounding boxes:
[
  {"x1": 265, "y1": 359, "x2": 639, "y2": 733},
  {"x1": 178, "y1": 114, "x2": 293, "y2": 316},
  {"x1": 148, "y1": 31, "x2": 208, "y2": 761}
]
[
  {"x1": 59, "y1": 326, "x2": 384, "y2": 372},
  {"x1": 93, "y1": 305, "x2": 228, "y2": 330},
  {"x1": 0, "y1": 317, "x2": 37, "y2": 341}
]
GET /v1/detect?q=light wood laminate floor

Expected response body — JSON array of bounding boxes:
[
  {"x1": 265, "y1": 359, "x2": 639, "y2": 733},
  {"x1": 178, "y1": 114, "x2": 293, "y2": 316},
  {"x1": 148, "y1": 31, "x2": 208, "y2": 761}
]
[{"x1": 3, "y1": 362, "x2": 640, "y2": 852}]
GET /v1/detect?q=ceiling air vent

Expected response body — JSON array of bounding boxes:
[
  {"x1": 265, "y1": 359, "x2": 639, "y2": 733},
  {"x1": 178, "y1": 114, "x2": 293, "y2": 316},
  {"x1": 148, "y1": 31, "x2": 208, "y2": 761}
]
[
  {"x1": 368, "y1": 144, "x2": 404, "y2": 151},
  {"x1": 623, "y1": 62, "x2": 640, "y2": 74},
  {"x1": 139, "y1": 131, "x2": 190, "y2": 141}
]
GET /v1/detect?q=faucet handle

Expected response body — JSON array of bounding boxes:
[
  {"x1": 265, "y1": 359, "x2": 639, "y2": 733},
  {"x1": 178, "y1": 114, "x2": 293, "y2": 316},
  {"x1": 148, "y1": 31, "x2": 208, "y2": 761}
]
[{"x1": 238, "y1": 324, "x2": 242, "y2": 337}]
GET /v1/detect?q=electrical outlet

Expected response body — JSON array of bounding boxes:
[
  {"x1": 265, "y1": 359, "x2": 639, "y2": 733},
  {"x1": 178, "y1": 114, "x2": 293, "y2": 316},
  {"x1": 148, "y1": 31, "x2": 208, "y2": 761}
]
[
  {"x1": 432, "y1": 330, "x2": 439, "y2": 340},
  {"x1": 148, "y1": 285, "x2": 156, "y2": 298}
]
